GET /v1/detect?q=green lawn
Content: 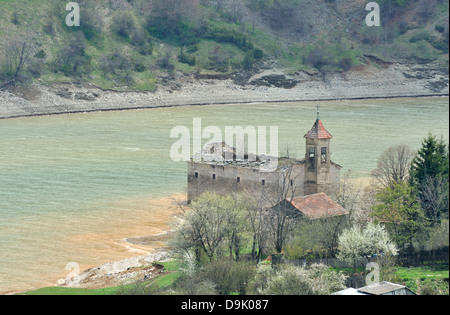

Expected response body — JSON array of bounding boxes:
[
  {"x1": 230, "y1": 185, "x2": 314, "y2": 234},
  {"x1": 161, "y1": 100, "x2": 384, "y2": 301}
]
[{"x1": 393, "y1": 265, "x2": 449, "y2": 294}]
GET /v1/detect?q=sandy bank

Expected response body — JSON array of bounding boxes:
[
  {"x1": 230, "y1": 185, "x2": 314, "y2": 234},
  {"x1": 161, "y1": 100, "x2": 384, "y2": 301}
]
[{"x1": 1, "y1": 62, "x2": 448, "y2": 120}]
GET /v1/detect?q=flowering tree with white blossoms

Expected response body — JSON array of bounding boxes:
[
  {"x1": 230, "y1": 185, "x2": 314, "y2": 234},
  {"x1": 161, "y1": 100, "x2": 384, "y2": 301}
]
[{"x1": 337, "y1": 221, "x2": 398, "y2": 270}]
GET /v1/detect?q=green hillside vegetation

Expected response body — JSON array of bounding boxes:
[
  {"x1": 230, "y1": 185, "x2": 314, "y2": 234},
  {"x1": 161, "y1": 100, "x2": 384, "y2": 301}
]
[{"x1": 0, "y1": 0, "x2": 448, "y2": 92}]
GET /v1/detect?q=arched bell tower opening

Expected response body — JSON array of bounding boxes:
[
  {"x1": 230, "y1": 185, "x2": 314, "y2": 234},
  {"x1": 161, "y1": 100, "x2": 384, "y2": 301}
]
[{"x1": 304, "y1": 105, "x2": 334, "y2": 195}]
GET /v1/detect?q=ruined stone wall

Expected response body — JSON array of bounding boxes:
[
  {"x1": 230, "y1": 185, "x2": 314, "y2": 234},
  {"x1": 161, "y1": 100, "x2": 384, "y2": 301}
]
[{"x1": 187, "y1": 161, "x2": 307, "y2": 203}]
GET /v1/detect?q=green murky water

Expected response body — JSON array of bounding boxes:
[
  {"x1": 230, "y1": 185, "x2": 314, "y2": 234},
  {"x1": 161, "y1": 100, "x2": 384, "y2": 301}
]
[{"x1": 0, "y1": 97, "x2": 448, "y2": 293}]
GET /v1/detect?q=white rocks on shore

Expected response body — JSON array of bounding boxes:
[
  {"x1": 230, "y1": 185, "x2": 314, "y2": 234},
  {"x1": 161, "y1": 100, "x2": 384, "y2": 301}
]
[
  {"x1": 0, "y1": 62, "x2": 448, "y2": 120},
  {"x1": 61, "y1": 249, "x2": 173, "y2": 290}
]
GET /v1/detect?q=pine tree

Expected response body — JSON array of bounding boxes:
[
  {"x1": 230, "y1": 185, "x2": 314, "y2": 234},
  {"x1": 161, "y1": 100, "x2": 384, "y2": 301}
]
[
  {"x1": 410, "y1": 133, "x2": 449, "y2": 187},
  {"x1": 410, "y1": 133, "x2": 449, "y2": 224}
]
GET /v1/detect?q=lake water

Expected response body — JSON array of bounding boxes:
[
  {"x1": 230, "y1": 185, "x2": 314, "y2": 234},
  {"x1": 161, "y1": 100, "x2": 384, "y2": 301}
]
[{"x1": 0, "y1": 97, "x2": 448, "y2": 293}]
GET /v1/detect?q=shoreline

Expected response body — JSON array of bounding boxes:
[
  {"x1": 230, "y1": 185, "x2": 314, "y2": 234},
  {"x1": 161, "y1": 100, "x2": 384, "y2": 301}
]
[
  {"x1": 1, "y1": 93, "x2": 448, "y2": 121},
  {"x1": 3, "y1": 232, "x2": 176, "y2": 296},
  {"x1": 11, "y1": 179, "x2": 379, "y2": 295},
  {"x1": 1, "y1": 193, "x2": 186, "y2": 296},
  {"x1": 1, "y1": 62, "x2": 448, "y2": 120}
]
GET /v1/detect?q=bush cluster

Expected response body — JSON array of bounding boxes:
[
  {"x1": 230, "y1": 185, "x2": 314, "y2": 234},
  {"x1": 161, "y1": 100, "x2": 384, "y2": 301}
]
[
  {"x1": 303, "y1": 47, "x2": 354, "y2": 72},
  {"x1": 205, "y1": 27, "x2": 255, "y2": 52}
]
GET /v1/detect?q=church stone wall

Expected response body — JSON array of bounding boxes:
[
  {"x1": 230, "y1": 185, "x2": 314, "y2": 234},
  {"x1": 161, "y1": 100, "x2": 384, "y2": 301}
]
[{"x1": 187, "y1": 161, "x2": 307, "y2": 203}]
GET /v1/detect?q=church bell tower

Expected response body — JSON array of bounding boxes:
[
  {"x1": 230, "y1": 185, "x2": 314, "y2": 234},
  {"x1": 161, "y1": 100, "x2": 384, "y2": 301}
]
[{"x1": 304, "y1": 105, "x2": 334, "y2": 195}]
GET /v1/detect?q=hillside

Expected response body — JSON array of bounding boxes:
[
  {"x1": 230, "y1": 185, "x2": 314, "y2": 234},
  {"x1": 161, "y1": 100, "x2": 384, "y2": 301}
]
[{"x1": 0, "y1": 0, "x2": 448, "y2": 105}]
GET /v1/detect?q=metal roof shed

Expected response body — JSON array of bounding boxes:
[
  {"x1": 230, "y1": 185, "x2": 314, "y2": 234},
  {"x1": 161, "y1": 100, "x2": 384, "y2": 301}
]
[
  {"x1": 357, "y1": 281, "x2": 416, "y2": 295},
  {"x1": 334, "y1": 281, "x2": 416, "y2": 295}
]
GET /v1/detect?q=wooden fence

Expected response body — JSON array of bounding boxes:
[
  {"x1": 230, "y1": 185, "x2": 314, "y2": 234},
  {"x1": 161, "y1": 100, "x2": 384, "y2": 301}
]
[{"x1": 282, "y1": 254, "x2": 449, "y2": 269}]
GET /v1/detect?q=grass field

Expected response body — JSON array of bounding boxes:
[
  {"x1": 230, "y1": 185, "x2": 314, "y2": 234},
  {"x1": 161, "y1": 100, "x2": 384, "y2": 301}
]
[{"x1": 392, "y1": 265, "x2": 449, "y2": 294}]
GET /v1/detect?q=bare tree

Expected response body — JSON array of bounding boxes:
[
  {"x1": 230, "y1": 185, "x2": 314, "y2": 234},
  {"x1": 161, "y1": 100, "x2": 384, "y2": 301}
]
[
  {"x1": 55, "y1": 31, "x2": 89, "y2": 76},
  {"x1": 329, "y1": 170, "x2": 362, "y2": 215},
  {"x1": 294, "y1": 214, "x2": 349, "y2": 259},
  {"x1": 371, "y1": 144, "x2": 416, "y2": 188},
  {"x1": 420, "y1": 174, "x2": 449, "y2": 226},
  {"x1": 245, "y1": 189, "x2": 269, "y2": 261},
  {"x1": 170, "y1": 192, "x2": 249, "y2": 262},
  {"x1": 0, "y1": 36, "x2": 36, "y2": 88},
  {"x1": 352, "y1": 180, "x2": 379, "y2": 227},
  {"x1": 248, "y1": 161, "x2": 301, "y2": 255}
]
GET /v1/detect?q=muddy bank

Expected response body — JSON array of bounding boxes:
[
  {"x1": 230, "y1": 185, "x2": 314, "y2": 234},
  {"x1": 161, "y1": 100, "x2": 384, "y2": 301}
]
[{"x1": 1, "y1": 61, "x2": 448, "y2": 120}]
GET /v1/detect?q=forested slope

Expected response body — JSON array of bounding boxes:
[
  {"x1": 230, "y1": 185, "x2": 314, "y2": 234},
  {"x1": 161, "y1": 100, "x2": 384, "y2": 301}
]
[{"x1": 0, "y1": 0, "x2": 448, "y2": 92}]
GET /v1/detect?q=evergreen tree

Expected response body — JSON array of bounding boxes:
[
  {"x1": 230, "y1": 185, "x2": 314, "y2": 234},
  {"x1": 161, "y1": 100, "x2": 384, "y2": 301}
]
[
  {"x1": 410, "y1": 133, "x2": 449, "y2": 224},
  {"x1": 410, "y1": 133, "x2": 449, "y2": 187}
]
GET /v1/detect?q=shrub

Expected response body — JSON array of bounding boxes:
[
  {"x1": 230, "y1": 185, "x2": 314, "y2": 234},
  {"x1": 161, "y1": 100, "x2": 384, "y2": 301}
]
[
  {"x1": 435, "y1": 25, "x2": 445, "y2": 33},
  {"x1": 428, "y1": 37, "x2": 449, "y2": 53},
  {"x1": 112, "y1": 11, "x2": 137, "y2": 39},
  {"x1": 360, "y1": 26, "x2": 385, "y2": 44},
  {"x1": 303, "y1": 47, "x2": 334, "y2": 69},
  {"x1": 147, "y1": 18, "x2": 200, "y2": 46},
  {"x1": 147, "y1": 19, "x2": 170, "y2": 40},
  {"x1": 399, "y1": 21, "x2": 409, "y2": 35},
  {"x1": 174, "y1": 23, "x2": 200, "y2": 46},
  {"x1": 43, "y1": 21, "x2": 56, "y2": 36},
  {"x1": 250, "y1": 263, "x2": 347, "y2": 295},
  {"x1": 242, "y1": 52, "x2": 255, "y2": 70},
  {"x1": 186, "y1": 45, "x2": 198, "y2": 53},
  {"x1": 410, "y1": 31, "x2": 431, "y2": 43},
  {"x1": 134, "y1": 63, "x2": 146, "y2": 72},
  {"x1": 178, "y1": 48, "x2": 196, "y2": 66},
  {"x1": 253, "y1": 48, "x2": 264, "y2": 59},
  {"x1": 173, "y1": 274, "x2": 218, "y2": 295},
  {"x1": 206, "y1": 27, "x2": 254, "y2": 51},
  {"x1": 131, "y1": 29, "x2": 153, "y2": 56},
  {"x1": 263, "y1": 266, "x2": 314, "y2": 295},
  {"x1": 77, "y1": 1, "x2": 104, "y2": 41},
  {"x1": 34, "y1": 49, "x2": 47, "y2": 60},
  {"x1": 27, "y1": 58, "x2": 45, "y2": 78},
  {"x1": 99, "y1": 50, "x2": 131, "y2": 77},
  {"x1": 208, "y1": 50, "x2": 230, "y2": 72},
  {"x1": 157, "y1": 50, "x2": 175, "y2": 72},
  {"x1": 338, "y1": 57, "x2": 353, "y2": 72},
  {"x1": 11, "y1": 11, "x2": 19, "y2": 25},
  {"x1": 55, "y1": 31, "x2": 91, "y2": 77},
  {"x1": 116, "y1": 281, "x2": 161, "y2": 295},
  {"x1": 199, "y1": 260, "x2": 256, "y2": 295}
]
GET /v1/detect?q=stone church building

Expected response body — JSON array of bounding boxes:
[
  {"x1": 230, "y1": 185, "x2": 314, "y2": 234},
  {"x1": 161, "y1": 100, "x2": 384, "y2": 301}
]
[{"x1": 187, "y1": 111, "x2": 342, "y2": 203}]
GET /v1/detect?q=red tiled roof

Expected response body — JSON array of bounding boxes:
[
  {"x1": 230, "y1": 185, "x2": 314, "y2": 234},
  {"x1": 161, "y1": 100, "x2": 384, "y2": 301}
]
[
  {"x1": 304, "y1": 119, "x2": 333, "y2": 139},
  {"x1": 289, "y1": 192, "x2": 348, "y2": 220}
]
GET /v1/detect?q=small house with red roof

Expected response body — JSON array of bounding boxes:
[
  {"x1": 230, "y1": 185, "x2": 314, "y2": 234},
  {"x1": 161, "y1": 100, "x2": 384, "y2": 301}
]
[
  {"x1": 287, "y1": 192, "x2": 349, "y2": 220},
  {"x1": 270, "y1": 192, "x2": 349, "y2": 224}
]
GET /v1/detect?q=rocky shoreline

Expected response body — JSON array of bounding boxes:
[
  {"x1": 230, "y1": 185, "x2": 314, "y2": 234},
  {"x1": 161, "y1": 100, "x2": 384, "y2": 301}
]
[
  {"x1": 55, "y1": 233, "x2": 177, "y2": 291},
  {"x1": 60, "y1": 248, "x2": 174, "y2": 291},
  {"x1": 1, "y1": 61, "x2": 448, "y2": 120}
]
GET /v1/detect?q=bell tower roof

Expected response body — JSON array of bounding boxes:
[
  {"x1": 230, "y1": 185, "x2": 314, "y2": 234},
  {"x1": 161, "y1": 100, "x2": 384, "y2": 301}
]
[
  {"x1": 304, "y1": 119, "x2": 333, "y2": 139},
  {"x1": 304, "y1": 105, "x2": 333, "y2": 139}
]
